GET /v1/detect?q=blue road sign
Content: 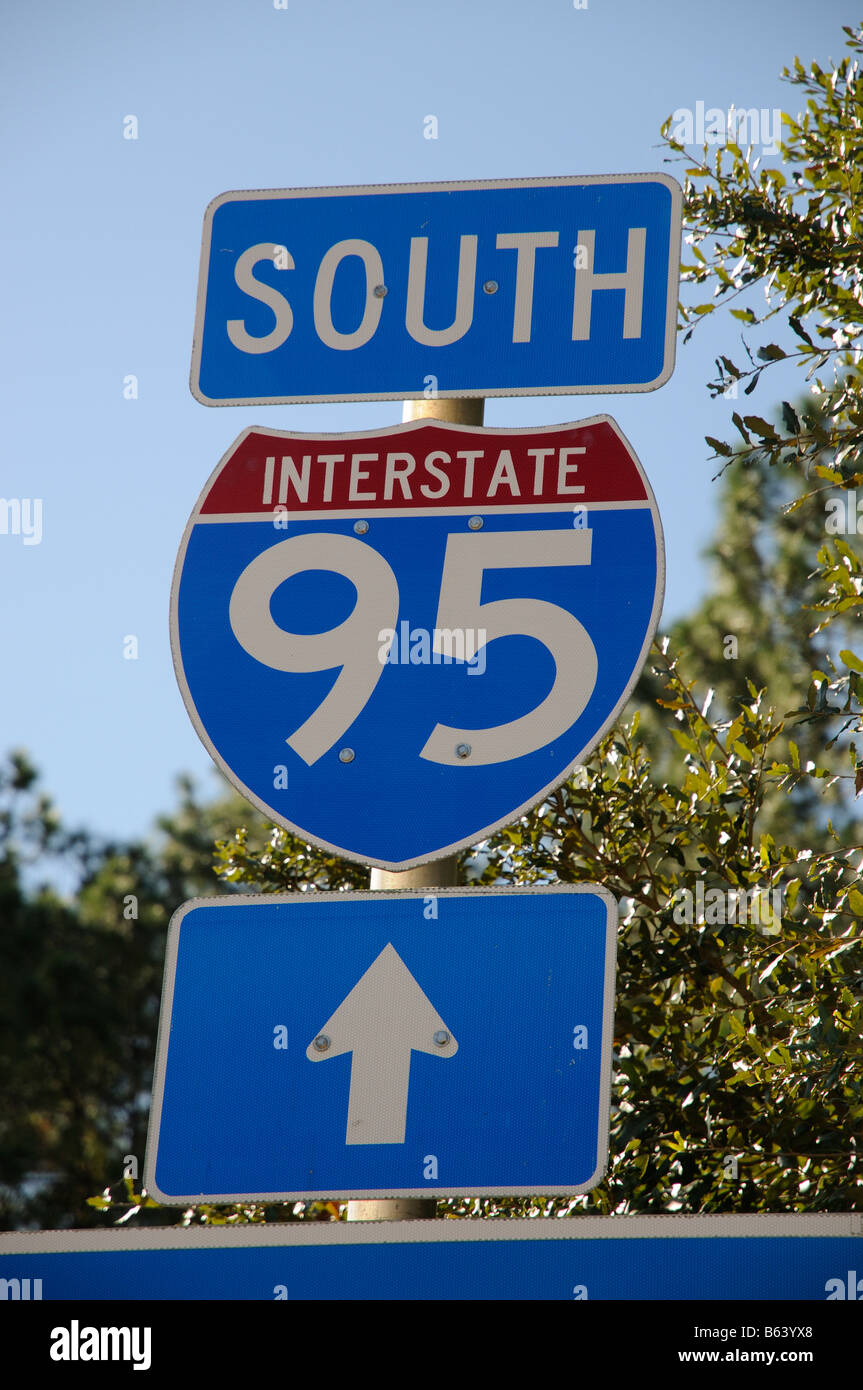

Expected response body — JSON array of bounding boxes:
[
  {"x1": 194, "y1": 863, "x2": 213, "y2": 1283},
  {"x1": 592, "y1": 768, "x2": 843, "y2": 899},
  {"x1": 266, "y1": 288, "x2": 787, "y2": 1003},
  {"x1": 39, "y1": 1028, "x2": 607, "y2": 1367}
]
[
  {"x1": 2, "y1": 1216, "x2": 860, "y2": 1301},
  {"x1": 170, "y1": 416, "x2": 663, "y2": 870},
  {"x1": 143, "y1": 887, "x2": 617, "y2": 1203},
  {"x1": 190, "y1": 175, "x2": 682, "y2": 405}
]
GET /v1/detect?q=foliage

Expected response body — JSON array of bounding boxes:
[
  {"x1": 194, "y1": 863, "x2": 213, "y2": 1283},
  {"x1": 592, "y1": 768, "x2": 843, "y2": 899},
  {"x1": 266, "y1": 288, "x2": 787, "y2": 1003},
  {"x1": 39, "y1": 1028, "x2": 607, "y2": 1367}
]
[
  {"x1": 460, "y1": 652, "x2": 861, "y2": 1215},
  {"x1": 212, "y1": 821, "x2": 369, "y2": 895},
  {"x1": 661, "y1": 22, "x2": 863, "y2": 742},
  {"x1": 633, "y1": 447, "x2": 849, "y2": 845},
  {"x1": 0, "y1": 753, "x2": 164, "y2": 1229}
]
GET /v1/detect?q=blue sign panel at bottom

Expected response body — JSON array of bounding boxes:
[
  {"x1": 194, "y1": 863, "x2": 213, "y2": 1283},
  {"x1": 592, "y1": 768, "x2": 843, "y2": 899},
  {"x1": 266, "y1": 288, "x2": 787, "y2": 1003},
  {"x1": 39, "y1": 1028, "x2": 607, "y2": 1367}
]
[
  {"x1": 144, "y1": 886, "x2": 617, "y2": 1201},
  {"x1": 1, "y1": 1217, "x2": 860, "y2": 1301}
]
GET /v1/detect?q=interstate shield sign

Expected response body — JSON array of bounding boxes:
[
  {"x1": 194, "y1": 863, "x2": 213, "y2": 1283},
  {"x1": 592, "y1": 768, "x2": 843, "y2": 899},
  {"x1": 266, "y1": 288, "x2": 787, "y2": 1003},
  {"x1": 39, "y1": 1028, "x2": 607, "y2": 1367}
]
[{"x1": 170, "y1": 415, "x2": 663, "y2": 868}]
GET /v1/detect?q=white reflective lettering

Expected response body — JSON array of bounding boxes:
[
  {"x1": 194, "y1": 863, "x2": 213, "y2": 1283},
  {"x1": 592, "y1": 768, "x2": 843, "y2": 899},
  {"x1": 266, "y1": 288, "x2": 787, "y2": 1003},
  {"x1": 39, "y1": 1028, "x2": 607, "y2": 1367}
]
[
  {"x1": 313, "y1": 239, "x2": 385, "y2": 350},
  {"x1": 384, "y1": 453, "x2": 416, "y2": 501},
  {"x1": 278, "y1": 455, "x2": 311, "y2": 505},
  {"x1": 572, "y1": 227, "x2": 646, "y2": 340},
  {"x1": 420, "y1": 451, "x2": 451, "y2": 499},
  {"x1": 229, "y1": 534, "x2": 398, "y2": 765},
  {"x1": 227, "y1": 243, "x2": 294, "y2": 354},
  {"x1": 349, "y1": 454, "x2": 378, "y2": 502},
  {"x1": 420, "y1": 529, "x2": 597, "y2": 765},
  {"x1": 558, "y1": 447, "x2": 586, "y2": 494},
  {"x1": 406, "y1": 235, "x2": 477, "y2": 346},
  {"x1": 495, "y1": 231, "x2": 559, "y2": 342}
]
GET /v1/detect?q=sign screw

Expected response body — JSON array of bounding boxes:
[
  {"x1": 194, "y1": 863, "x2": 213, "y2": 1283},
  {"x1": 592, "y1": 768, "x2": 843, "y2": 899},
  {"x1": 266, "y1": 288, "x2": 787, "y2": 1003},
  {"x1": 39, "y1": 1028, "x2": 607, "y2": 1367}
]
[
  {"x1": 483, "y1": 280, "x2": 498, "y2": 294},
  {"x1": 373, "y1": 284, "x2": 388, "y2": 298},
  {"x1": 354, "y1": 520, "x2": 369, "y2": 535},
  {"x1": 468, "y1": 516, "x2": 483, "y2": 531},
  {"x1": 455, "y1": 743, "x2": 471, "y2": 759},
  {"x1": 313, "y1": 1035, "x2": 331, "y2": 1052},
  {"x1": 433, "y1": 1030, "x2": 450, "y2": 1047},
  {"x1": 339, "y1": 748, "x2": 355, "y2": 763}
]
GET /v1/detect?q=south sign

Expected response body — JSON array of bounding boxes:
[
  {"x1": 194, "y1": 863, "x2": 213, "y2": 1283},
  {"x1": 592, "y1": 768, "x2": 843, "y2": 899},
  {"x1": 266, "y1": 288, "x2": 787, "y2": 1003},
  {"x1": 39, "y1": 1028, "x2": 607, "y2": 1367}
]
[
  {"x1": 190, "y1": 175, "x2": 682, "y2": 404},
  {"x1": 170, "y1": 415, "x2": 664, "y2": 869}
]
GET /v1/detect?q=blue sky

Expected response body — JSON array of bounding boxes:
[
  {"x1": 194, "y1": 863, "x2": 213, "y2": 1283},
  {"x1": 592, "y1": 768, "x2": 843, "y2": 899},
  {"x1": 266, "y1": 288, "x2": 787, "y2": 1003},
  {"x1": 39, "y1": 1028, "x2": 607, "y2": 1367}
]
[{"x1": 0, "y1": 0, "x2": 849, "y2": 847}]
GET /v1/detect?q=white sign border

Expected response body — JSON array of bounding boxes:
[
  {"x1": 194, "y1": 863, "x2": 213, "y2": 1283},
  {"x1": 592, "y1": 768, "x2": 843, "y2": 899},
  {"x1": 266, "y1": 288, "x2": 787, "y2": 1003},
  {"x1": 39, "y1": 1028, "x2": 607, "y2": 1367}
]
[{"x1": 2, "y1": 1212, "x2": 860, "y2": 1257}]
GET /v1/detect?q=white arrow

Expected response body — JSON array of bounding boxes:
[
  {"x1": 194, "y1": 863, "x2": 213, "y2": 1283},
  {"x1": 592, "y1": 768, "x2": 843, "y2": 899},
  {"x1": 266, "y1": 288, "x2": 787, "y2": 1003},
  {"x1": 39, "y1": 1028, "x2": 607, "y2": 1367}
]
[{"x1": 306, "y1": 943, "x2": 458, "y2": 1145}]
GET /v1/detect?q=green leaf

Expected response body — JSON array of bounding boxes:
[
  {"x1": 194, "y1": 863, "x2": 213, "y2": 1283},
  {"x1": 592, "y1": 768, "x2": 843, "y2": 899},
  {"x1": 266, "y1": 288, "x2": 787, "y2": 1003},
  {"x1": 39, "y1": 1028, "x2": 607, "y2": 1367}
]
[
  {"x1": 742, "y1": 415, "x2": 779, "y2": 440},
  {"x1": 719, "y1": 355, "x2": 741, "y2": 379},
  {"x1": 731, "y1": 412, "x2": 752, "y2": 443},
  {"x1": 756, "y1": 344, "x2": 787, "y2": 362},
  {"x1": 848, "y1": 888, "x2": 863, "y2": 916},
  {"x1": 789, "y1": 315, "x2": 815, "y2": 346},
  {"x1": 781, "y1": 401, "x2": 800, "y2": 434}
]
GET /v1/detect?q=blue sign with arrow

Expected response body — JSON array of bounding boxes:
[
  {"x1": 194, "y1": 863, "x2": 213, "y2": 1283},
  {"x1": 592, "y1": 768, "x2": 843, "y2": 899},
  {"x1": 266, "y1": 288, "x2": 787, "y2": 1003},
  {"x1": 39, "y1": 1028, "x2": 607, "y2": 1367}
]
[
  {"x1": 190, "y1": 175, "x2": 681, "y2": 404},
  {"x1": 143, "y1": 886, "x2": 617, "y2": 1203}
]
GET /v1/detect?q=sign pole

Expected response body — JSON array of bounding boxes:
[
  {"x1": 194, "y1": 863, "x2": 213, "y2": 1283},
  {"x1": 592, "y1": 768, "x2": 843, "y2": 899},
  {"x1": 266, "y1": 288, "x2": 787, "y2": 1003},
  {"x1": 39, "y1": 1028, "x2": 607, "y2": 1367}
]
[{"x1": 347, "y1": 395, "x2": 483, "y2": 1223}]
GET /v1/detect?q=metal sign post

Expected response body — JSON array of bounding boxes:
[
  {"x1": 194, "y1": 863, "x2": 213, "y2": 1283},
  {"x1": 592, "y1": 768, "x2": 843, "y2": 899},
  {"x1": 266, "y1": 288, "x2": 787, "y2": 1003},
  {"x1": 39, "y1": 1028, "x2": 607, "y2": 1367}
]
[{"x1": 354, "y1": 395, "x2": 473, "y2": 1223}]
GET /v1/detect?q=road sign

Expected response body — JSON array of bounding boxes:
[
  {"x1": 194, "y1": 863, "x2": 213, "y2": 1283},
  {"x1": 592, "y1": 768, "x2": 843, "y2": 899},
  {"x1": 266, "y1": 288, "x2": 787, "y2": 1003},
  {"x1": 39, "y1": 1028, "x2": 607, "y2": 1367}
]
[
  {"x1": 143, "y1": 886, "x2": 617, "y2": 1203},
  {"x1": 2, "y1": 1216, "x2": 860, "y2": 1300},
  {"x1": 190, "y1": 175, "x2": 682, "y2": 405},
  {"x1": 171, "y1": 415, "x2": 663, "y2": 869}
]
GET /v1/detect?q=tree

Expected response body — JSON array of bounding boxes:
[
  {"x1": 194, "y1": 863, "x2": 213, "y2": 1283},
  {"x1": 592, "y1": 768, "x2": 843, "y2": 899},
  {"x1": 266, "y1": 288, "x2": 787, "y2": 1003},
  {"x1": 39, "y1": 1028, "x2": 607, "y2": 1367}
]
[
  {"x1": 0, "y1": 752, "x2": 162, "y2": 1230},
  {"x1": 663, "y1": 24, "x2": 863, "y2": 759},
  {"x1": 634, "y1": 440, "x2": 846, "y2": 845},
  {"x1": 0, "y1": 761, "x2": 268, "y2": 1229}
]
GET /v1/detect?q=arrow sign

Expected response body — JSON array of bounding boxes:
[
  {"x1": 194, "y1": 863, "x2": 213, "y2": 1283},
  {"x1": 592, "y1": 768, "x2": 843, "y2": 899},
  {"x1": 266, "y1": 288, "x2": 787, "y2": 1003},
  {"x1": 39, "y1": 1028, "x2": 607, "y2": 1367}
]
[
  {"x1": 306, "y1": 943, "x2": 457, "y2": 1145},
  {"x1": 143, "y1": 886, "x2": 617, "y2": 1202}
]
